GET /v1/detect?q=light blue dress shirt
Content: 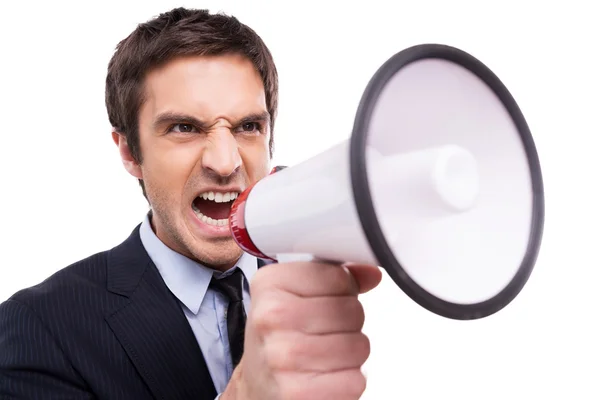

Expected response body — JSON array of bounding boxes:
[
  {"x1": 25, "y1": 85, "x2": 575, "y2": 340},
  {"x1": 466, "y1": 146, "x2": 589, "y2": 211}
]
[{"x1": 139, "y1": 214, "x2": 257, "y2": 397}]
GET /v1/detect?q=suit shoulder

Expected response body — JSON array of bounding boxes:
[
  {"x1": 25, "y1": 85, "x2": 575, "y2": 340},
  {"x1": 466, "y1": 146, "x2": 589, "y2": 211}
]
[{"x1": 5, "y1": 250, "x2": 111, "y2": 310}]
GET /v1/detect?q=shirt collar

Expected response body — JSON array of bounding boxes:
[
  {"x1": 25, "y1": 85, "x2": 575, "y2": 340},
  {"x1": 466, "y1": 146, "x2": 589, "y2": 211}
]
[{"x1": 139, "y1": 213, "x2": 257, "y2": 315}]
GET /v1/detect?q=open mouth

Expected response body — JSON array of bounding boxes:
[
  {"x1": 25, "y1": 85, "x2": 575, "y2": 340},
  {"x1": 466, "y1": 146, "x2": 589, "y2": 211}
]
[{"x1": 191, "y1": 191, "x2": 239, "y2": 227}]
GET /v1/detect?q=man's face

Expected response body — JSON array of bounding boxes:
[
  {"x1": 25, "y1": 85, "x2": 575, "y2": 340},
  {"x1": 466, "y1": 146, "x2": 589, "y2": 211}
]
[{"x1": 115, "y1": 54, "x2": 271, "y2": 270}]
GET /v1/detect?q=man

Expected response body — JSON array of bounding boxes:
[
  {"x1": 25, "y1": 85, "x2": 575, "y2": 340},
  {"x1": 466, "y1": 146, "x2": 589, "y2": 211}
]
[{"x1": 0, "y1": 7, "x2": 382, "y2": 399}]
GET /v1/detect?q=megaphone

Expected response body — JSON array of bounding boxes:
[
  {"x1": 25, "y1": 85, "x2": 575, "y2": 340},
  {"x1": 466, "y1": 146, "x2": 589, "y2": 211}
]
[{"x1": 229, "y1": 43, "x2": 544, "y2": 321}]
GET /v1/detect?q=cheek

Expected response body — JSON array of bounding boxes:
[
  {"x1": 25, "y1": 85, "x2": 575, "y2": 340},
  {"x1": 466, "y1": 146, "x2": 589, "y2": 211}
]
[
  {"x1": 240, "y1": 140, "x2": 271, "y2": 181},
  {"x1": 141, "y1": 141, "x2": 201, "y2": 198}
]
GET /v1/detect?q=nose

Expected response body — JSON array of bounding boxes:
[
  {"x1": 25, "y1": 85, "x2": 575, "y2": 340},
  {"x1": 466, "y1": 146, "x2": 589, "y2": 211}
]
[{"x1": 202, "y1": 130, "x2": 242, "y2": 177}]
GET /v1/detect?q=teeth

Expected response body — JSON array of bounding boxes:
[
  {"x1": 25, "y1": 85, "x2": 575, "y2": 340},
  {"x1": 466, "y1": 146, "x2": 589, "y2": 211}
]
[
  {"x1": 199, "y1": 191, "x2": 238, "y2": 203},
  {"x1": 191, "y1": 204, "x2": 230, "y2": 226},
  {"x1": 192, "y1": 191, "x2": 238, "y2": 227}
]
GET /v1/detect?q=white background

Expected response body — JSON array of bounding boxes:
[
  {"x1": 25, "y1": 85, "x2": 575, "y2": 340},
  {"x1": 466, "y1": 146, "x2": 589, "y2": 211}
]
[{"x1": 1, "y1": 0, "x2": 598, "y2": 398}]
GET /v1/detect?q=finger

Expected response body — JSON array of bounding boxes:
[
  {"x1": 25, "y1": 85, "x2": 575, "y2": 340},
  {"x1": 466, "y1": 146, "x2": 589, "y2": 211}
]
[
  {"x1": 250, "y1": 292, "x2": 365, "y2": 334},
  {"x1": 266, "y1": 331, "x2": 370, "y2": 373},
  {"x1": 251, "y1": 262, "x2": 360, "y2": 298},
  {"x1": 278, "y1": 369, "x2": 367, "y2": 400},
  {"x1": 294, "y1": 295, "x2": 365, "y2": 334},
  {"x1": 343, "y1": 264, "x2": 382, "y2": 294}
]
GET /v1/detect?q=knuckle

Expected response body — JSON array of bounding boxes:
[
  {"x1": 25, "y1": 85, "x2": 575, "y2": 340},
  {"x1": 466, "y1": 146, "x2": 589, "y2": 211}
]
[
  {"x1": 250, "y1": 295, "x2": 288, "y2": 333},
  {"x1": 267, "y1": 333, "x2": 304, "y2": 370},
  {"x1": 283, "y1": 336, "x2": 305, "y2": 365},
  {"x1": 263, "y1": 336, "x2": 283, "y2": 371}
]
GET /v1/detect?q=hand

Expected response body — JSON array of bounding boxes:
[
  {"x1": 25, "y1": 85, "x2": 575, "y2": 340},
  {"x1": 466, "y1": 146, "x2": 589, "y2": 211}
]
[{"x1": 221, "y1": 261, "x2": 382, "y2": 400}]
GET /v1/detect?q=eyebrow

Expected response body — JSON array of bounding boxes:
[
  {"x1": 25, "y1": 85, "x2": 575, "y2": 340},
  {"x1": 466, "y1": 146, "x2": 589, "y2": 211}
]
[
  {"x1": 237, "y1": 111, "x2": 271, "y2": 126},
  {"x1": 152, "y1": 111, "x2": 271, "y2": 131},
  {"x1": 152, "y1": 112, "x2": 207, "y2": 131}
]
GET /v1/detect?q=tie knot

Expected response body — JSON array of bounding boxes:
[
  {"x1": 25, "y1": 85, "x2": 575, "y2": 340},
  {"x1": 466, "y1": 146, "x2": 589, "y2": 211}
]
[{"x1": 210, "y1": 268, "x2": 245, "y2": 303}]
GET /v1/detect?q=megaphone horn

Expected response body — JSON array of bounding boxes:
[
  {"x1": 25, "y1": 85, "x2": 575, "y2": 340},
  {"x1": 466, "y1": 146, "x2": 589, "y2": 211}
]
[{"x1": 229, "y1": 43, "x2": 545, "y2": 321}]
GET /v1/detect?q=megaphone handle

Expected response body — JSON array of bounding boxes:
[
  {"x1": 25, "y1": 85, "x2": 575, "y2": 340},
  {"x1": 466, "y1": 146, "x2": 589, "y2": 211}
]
[
  {"x1": 274, "y1": 253, "x2": 316, "y2": 263},
  {"x1": 275, "y1": 253, "x2": 342, "y2": 265}
]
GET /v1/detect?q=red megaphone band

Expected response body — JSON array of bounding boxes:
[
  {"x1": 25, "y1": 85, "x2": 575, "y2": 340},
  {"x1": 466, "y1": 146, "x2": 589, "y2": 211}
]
[{"x1": 228, "y1": 166, "x2": 287, "y2": 261}]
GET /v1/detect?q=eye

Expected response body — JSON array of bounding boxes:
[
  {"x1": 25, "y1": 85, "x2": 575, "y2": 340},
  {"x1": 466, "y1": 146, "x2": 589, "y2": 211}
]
[
  {"x1": 168, "y1": 123, "x2": 198, "y2": 134},
  {"x1": 235, "y1": 122, "x2": 262, "y2": 135}
]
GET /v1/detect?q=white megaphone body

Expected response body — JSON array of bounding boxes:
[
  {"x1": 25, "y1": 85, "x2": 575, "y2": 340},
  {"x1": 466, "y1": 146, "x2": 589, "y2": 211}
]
[{"x1": 228, "y1": 44, "x2": 545, "y2": 321}]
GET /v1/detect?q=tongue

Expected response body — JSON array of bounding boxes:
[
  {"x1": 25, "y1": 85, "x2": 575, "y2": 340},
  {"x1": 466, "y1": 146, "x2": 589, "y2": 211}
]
[{"x1": 194, "y1": 198, "x2": 231, "y2": 220}]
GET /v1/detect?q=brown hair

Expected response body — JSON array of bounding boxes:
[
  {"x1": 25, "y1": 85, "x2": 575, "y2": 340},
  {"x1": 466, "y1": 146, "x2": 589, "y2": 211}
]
[{"x1": 105, "y1": 7, "x2": 279, "y2": 196}]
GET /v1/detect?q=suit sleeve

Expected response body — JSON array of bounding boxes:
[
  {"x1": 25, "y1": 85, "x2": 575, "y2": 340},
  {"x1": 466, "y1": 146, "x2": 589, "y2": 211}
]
[{"x1": 0, "y1": 299, "x2": 94, "y2": 399}]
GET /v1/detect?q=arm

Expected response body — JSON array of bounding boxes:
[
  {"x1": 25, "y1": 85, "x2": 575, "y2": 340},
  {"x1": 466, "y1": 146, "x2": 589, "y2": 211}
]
[{"x1": 0, "y1": 299, "x2": 94, "y2": 398}]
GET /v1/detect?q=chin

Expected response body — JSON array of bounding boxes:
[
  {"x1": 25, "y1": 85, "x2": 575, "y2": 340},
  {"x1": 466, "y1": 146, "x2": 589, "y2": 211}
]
[{"x1": 189, "y1": 239, "x2": 244, "y2": 270}]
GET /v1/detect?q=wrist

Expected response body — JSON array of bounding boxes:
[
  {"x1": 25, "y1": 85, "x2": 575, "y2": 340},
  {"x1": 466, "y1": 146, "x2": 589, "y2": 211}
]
[{"x1": 221, "y1": 363, "x2": 244, "y2": 400}]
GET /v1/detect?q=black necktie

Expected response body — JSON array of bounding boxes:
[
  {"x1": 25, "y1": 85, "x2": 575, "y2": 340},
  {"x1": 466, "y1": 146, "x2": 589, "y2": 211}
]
[{"x1": 210, "y1": 268, "x2": 246, "y2": 369}]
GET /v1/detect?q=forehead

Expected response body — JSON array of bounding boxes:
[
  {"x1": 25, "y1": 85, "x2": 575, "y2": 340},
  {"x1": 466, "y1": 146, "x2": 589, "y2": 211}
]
[{"x1": 141, "y1": 54, "x2": 267, "y2": 121}]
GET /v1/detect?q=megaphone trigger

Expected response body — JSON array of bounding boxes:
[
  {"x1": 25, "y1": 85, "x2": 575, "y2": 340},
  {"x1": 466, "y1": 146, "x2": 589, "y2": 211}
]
[{"x1": 270, "y1": 165, "x2": 288, "y2": 174}]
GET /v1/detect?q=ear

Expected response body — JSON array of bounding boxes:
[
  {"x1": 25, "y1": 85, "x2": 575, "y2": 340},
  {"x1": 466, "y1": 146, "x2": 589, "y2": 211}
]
[{"x1": 112, "y1": 130, "x2": 143, "y2": 180}]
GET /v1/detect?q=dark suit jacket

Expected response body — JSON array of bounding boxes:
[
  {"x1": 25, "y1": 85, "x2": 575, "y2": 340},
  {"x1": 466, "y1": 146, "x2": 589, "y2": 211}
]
[{"x1": 0, "y1": 224, "x2": 267, "y2": 399}]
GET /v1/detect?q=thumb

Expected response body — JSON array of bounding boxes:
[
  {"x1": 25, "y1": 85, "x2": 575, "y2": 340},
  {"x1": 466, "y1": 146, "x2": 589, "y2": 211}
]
[{"x1": 343, "y1": 264, "x2": 383, "y2": 294}]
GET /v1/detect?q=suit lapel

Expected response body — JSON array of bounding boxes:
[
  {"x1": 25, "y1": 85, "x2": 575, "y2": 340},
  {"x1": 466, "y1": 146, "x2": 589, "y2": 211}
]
[{"x1": 104, "y1": 226, "x2": 217, "y2": 400}]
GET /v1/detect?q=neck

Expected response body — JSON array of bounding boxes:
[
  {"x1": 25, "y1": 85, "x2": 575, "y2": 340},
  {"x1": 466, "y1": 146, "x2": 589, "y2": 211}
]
[{"x1": 201, "y1": 257, "x2": 241, "y2": 273}]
